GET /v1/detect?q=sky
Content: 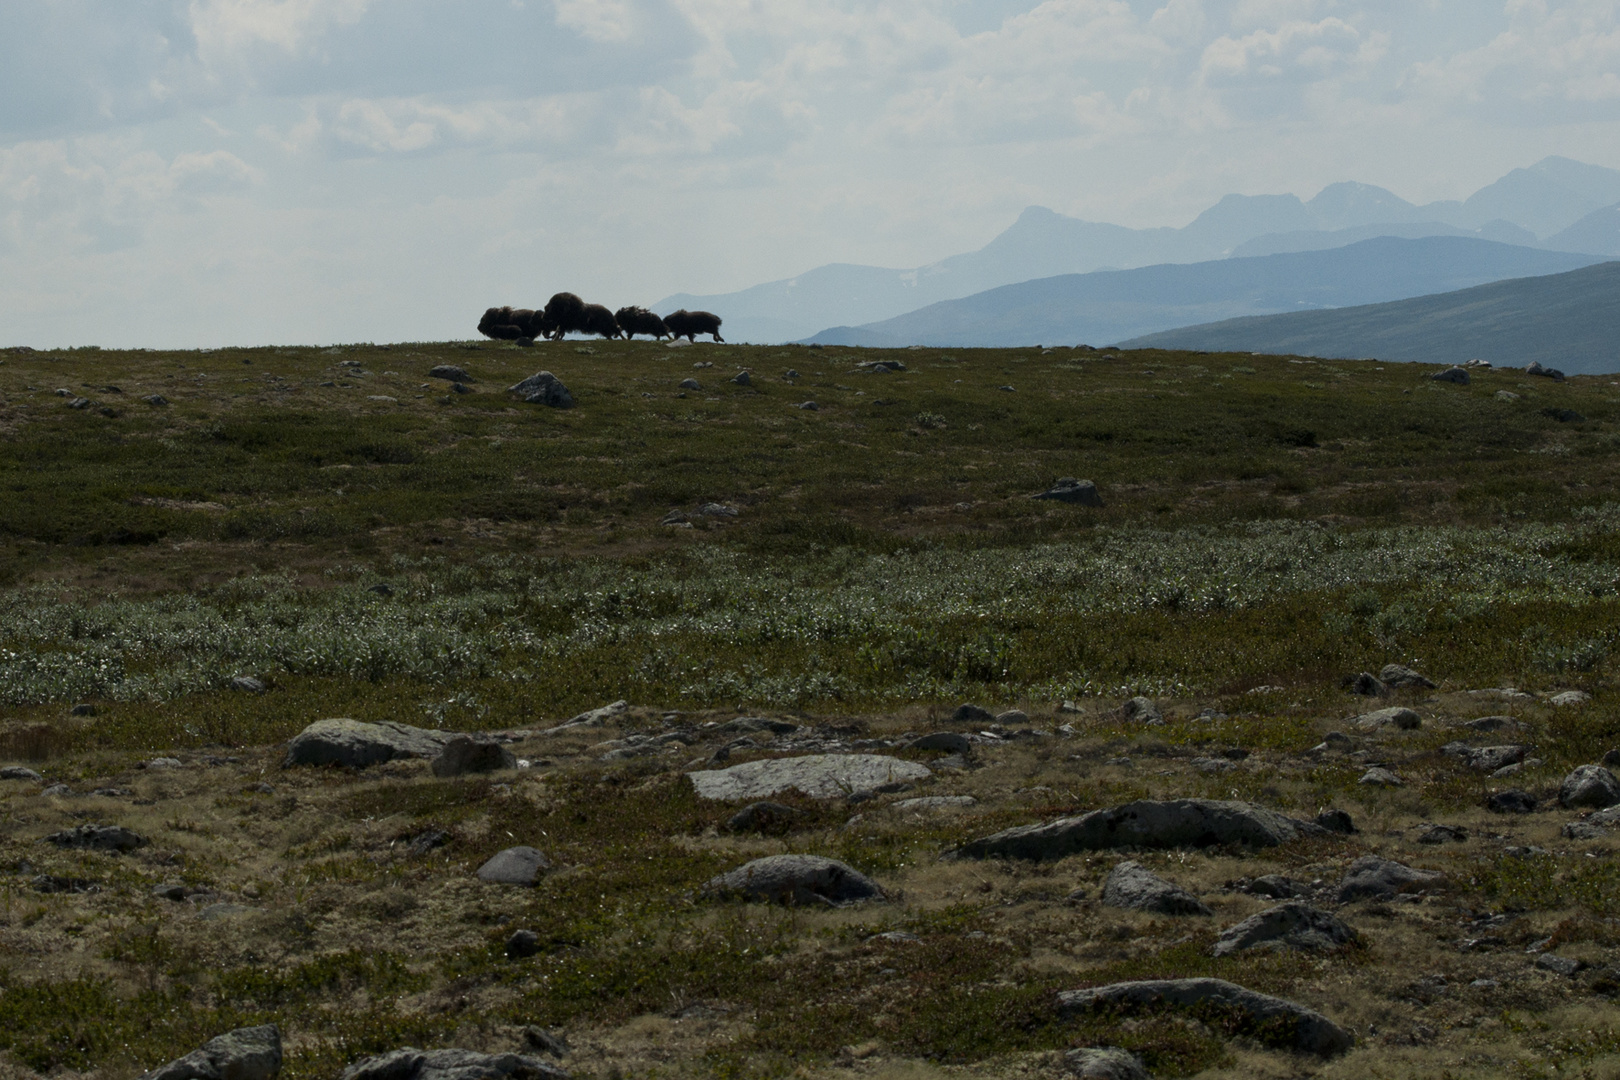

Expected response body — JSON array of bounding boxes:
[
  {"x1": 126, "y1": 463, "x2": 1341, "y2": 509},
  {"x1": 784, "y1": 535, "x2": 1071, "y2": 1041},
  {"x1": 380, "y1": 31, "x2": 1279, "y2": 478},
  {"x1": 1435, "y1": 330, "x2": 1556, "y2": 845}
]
[{"x1": 4, "y1": 0, "x2": 1620, "y2": 347}]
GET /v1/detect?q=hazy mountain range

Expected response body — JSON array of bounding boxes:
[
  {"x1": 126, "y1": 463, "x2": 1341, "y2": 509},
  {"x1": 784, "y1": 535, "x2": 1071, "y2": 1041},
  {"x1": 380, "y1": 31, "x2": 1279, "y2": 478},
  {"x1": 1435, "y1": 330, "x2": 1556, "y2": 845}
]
[
  {"x1": 800, "y1": 237, "x2": 1607, "y2": 349},
  {"x1": 1122, "y1": 261, "x2": 1620, "y2": 375},
  {"x1": 655, "y1": 157, "x2": 1620, "y2": 345}
]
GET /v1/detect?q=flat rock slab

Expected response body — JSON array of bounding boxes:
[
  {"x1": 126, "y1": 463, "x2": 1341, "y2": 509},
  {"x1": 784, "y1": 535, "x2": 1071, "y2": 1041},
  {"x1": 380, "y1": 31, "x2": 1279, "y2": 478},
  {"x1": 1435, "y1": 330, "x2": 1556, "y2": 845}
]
[
  {"x1": 543, "y1": 700, "x2": 629, "y2": 734},
  {"x1": 1033, "y1": 478, "x2": 1103, "y2": 505},
  {"x1": 432, "y1": 736, "x2": 517, "y2": 778},
  {"x1": 1057, "y1": 977, "x2": 1352, "y2": 1056},
  {"x1": 1337, "y1": 855, "x2": 1443, "y2": 902},
  {"x1": 341, "y1": 1048, "x2": 568, "y2": 1080},
  {"x1": 284, "y1": 718, "x2": 454, "y2": 769},
  {"x1": 1213, "y1": 902, "x2": 1357, "y2": 956},
  {"x1": 477, "y1": 846, "x2": 552, "y2": 886},
  {"x1": 1065, "y1": 1047, "x2": 1148, "y2": 1080},
  {"x1": 687, "y1": 754, "x2": 932, "y2": 801},
  {"x1": 1354, "y1": 707, "x2": 1420, "y2": 731},
  {"x1": 0, "y1": 766, "x2": 42, "y2": 782},
  {"x1": 1101, "y1": 860, "x2": 1210, "y2": 916},
  {"x1": 951, "y1": 799, "x2": 1306, "y2": 861},
  {"x1": 141, "y1": 1024, "x2": 282, "y2": 1080},
  {"x1": 1443, "y1": 743, "x2": 1526, "y2": 772},
  {"x1": 1561, "y1": 764, "x2": 1620, "y2": 809},
  {"x1": 908, "y1": 732, "x2": 974, "y2": 754},
  {"x1": 893, "y1": 795, "x2": 977, "y2": 812},
  {"x1": 703, "y1": 854, "x2": 882, "y2": 906},
  {"x1": 1380, "y1": 664, "x2": 1436, "y2": 688},
  {"x1": 46, "y1": 824, "x2": 147, "y2": 853}
]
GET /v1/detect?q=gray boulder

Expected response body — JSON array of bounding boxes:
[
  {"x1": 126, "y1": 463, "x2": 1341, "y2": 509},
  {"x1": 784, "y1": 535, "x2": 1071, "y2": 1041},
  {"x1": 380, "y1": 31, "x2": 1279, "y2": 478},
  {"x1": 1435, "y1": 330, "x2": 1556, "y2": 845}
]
[
  {"x1": 678, "y1": 377, "x2": 701, "y2": 390},
  {"x1": 431, "y1": 736, "x2": 517, "y2": 778},
  {"x1": 1101, "y1": 861, "x2": 1211, "y2": 916},
  {"x1": 1353, "y1": 707, "x2": 1420, "y2": 731},
  {"x1": 1336, "y1": 855, "x2": 1443, "y2": 902},
  {"x1": 951, "y1": 703, "x2": 995, "y2": 725},
  {"x1": 340, "y1": 1049, "x2": 567, "y2": 1080},
  {"x1": 1056, "y1": 978, "x2": 1352, "y2": 1056},
  {"x1": 1588, "y1": 805, "x2": 1620, "y2": 827},
  {"x1": 687, "y1": 753, "x2": 932, "y2": 801},
  {"x1": 1380, "y1": 664, "x2": 1436, "y2": 689},
  {"x1": 230, "y1": 676, "x2": 266, "y2": 693},
  {"x1": 908, "y1": 732, "x2": 974, "y2": 754},
  {"x1": 952, "y1": 798, "x2": 1305, "y2": 861},
  {"x1": 508, "y1": 371, "x2": 574, "y2": 409},
  {"x1": 1487, "y1": 789, "x2": 1538, "y2": 813},
  {"x1": 477, "y1": 846, "x2": 552, "y2": 886},
  {"x1": 1115, "y1": 697, "x2": 1162, "y2": 724},
  {"x1": 725, "y1": 801, "x2": 799, "y2": 832},
  {"x1": 544, "y1": 700, "x2": 628, "y2": 733},
  {"x1": 1431, "y1": 366, "x2": 1470, "y2": 384},
  {"x1": 0, "y1": 766, "x2": 42, "y2": 782},
  {"x1": 893, "y1": 795, "x2": 977, "y2": 812},
  {"x1": 1033, "y1": 478, "x2": 1103, "y2": 506},
  {"x1": 1550, "y1": 690, "x2": 1591, "y2": 707},
  {"x1": 429, "y1": 364, "x2": 473, "y2": 382},
  {"x1": 702, "y1": 854, "x2": 882, "y2": 906},
  {"x1": 141, "y1": 1025, "x2": 282, "y2": 1080},
  {"x1": 1065, "y1": 1047, "x2": 1148, "y2": 1080},
  {"x1": 1212, "y1": 902, "x2": 1357, "y2": 956},
  {"x1": 1560, "y1": 764, "x2": 1620, "y2": 809},
  {"x1": 45, "y1": 823, "x2": 147, "y2": 853},
  {"x1": 284, "y1": 718, "x2": 453, "y2": 769},
  {"x1": 1442, "y1": 743, "x2": 1526, "y2": 772},
  {"x1": 1349, "y1": 672, "x2": 1387, "y2": 697}
]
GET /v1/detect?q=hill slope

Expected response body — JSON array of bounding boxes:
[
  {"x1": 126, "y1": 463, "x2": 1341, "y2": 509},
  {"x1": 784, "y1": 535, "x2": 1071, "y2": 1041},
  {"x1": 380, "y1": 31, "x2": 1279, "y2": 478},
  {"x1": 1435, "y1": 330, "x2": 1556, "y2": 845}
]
[
  {"x1": 1121, "y1": 260, "x2": 1620, "y2": 373},
  {"x1": 801, "y1": 237, "x2": 1606, "y2": 349}
]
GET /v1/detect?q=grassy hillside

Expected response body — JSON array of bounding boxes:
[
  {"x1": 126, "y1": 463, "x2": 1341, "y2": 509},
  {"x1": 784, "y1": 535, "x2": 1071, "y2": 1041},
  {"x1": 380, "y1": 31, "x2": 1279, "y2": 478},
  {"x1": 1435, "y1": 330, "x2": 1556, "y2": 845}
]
[{"x1": 5, "y1": 338, "x2": 1620, "y2": 1080}]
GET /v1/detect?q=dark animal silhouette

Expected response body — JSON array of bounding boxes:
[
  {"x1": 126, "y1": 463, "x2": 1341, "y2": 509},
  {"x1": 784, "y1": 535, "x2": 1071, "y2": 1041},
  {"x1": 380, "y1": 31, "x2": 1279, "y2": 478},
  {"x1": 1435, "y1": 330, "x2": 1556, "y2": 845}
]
[
  {"x1": 615, "y1": 306, "x2": 670, "y2": 340},
  {"x1": 579, "y1": 303, "x2": 621, "y2": 339},
  {"x1": 664, "y1": 309, "x2": 724, "y2": 343},
  {"x1": 477, "y1": 306, "x2": 541, "y2": 341},
  {"x1": 540, "y1": 292, "x2": 587, "y2": 340}
]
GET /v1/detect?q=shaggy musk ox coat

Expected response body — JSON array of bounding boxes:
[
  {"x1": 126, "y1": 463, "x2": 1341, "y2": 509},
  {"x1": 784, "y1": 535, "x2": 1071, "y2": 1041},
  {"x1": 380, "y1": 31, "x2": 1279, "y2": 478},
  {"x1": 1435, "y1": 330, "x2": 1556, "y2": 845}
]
[
  {"x1": 664, "y1": 309, "x2": 724, "y2": 343},
  {"x1": 477, "y1": 306, "x2": 541, "y2": 341},
  {"x1": 540, "y1": 292, "x2": 587, "y2": 340},
  {"x1": 615, "y1": 306, "x2": 670, "y2": 340},
  {"x1": 579, "y1": 303, "x2": 622, "y2": 339}
]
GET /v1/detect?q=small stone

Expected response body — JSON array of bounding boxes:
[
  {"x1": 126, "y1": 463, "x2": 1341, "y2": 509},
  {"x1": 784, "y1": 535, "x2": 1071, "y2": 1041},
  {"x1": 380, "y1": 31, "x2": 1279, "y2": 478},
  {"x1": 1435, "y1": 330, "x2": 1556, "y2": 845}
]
[
  {"x1": 729, "y1": 371, "x2": 751, "y2": 386},
  {"x1": 1560, "y1": 764, "x2": 1620, "y2": 808},
  {"x1": 1431, "y1": 366, "x2": 1470, "y2": 384},
  {"x1": 1065, "y1": 1047, "x2": 1149, "y2": 1080},
  {"x1": 702, "y1": 854, "x2": 883, "y2": 905},
  {"x1": 892, "y1": 795, "x2": 977, "y2": 811},
  {"x1": 1032, "y1": 477, "x2": 1103, "y2": 505},
  {"x1": 45, "y1": 823, "x2": 148, "y2": 853},
  {"x1": 995, "y1": 709, "x2": 1030, "y2": 726},
  {"x1": 284, "y1": 718, "x2": 453, "y2": 768},
  {"x1": 1057, "y1": 700, "x2": 1083, "y2": 714},
  {"x1": 1442, "y1": 742, "x2": 1526, "y2": 772},
  {"x1": 1315, "y1": 809, "x2": 1356, "y2": 833},
  {"x1": 145, "y1": 394, "x2": 169, "y2": 406},
  {"x1": 545, "y1": 699, "x2": 628, "y2": 732},
  {"x1": 476, "y1": 846, "x2": 552, "y2": 886},
  {"x1": 1353, "y1": 707, "x2": 1420, "y2": 731},
  {"x1": 0, "y1": 766, "x2": 42, "y2": 782},
  {"x1": 340, "y1": 1049, "x2": 567, "y2": 1080},
  {"x1": 1336, "y1": 855, "x2": 1442, "y2": 902},
  {"x1": 908, "y1": 732, "x2": 973, "y2": 754},
  {"x1": 407, "y1": 829, "x2": 450, "y2": 856},
  {"x1": 1212, "y1": 901, "x2": 1357, "y2": 956},
  {"x1": 42, "y1": 783, "x2": 71, "y2": 796},
  {"x1": 1463, "y1": 715, "x2": 1518, "y2": 733},
  {"x1": 725, "y1": 801, "x2": 799, "y2": 832},
  {"x1": 1242, "y1": 874, "x2": 1304, "y2": 898},
  {"x1": 521, "y1": 1027, "x2": 568, "y2": 1058},
  {"x1": 796, "y1": 400, "x2": 819, "y2": 410},
  {"x1": 1525, "y1": 360, "x2": 1566, "y2": 380},
  {"x1": 1056, "y1": 978, "x2": 1352, "y2": 1056},
  {"x1": 429, "y1": 364, "x2": 473, "y2": 382},
  {"x1": 1551, "y1": 690, "x2": 1592, "y2": 707},
  {"x1": 698, "y1": 502, "x2": 738, "y2": 517},
  {"x1": 1543, "y1": 407, "x2": 1585, "y2": 422},
  {"x1": 679, "y1": 377, "x2": 702, "y2": 390},
  {"x1": 950, "y1": 703, "x2": 995, "y2": 725},
  {"x1": 366, "y1": 583, "x2": 394, "y2": 596},
  {"x1": 450, "y1": 382, "x2": 473, "y2": 394},
  {"x1": 505, "y1": 929, "x2": 541, "y2": 958},
  {"x1": 507, "y1": 371, "x2": 574, "y2": 408},
  {"x1": 139, "y1": 1024, "x2": 282, "y2": 1080},
  {"x1": 661, "y1": 509, "x2": 689, "y2": 526},
  {"x1": 1358, "y1": 767, "x2": 1402, "y2": 786},
  {"x1": 1380, "y1": 664, "x2": 1436, "y2": 688},
  {"x1": 1191, "y1": 756, "x2": 1236, "y2": 773},
  {"x1": 1417, "y1": 824, "x2": 1468, "y2": 844},
  {"x1": 230, "y1": 676, "x2": 266, "y2": 693},
  {"x1": 431, "y1": 736, "x2": 517, "y2": 778},
  {"x1": 1101, "y1": 860, "x2": 1211, "y2": 916},
  {"x1": 1536, "y1": 953, "x2": 1582, "y2": 977},
  {"x1": 70, "y1": 703, "x2": 96, "y2": 716},
  {"x1": 1563, "y1": 821, "x2": 1605, "y2": 840},
  {"x1": 1349, "y1": 672, "x2": 1388, "y2": 697},
  {"x1": 1487, "y1": 789, "x2": 1538, "y2": 813},
  {"x1": 1114, "y1": 696, "x2": 1162, "y2": 724}
]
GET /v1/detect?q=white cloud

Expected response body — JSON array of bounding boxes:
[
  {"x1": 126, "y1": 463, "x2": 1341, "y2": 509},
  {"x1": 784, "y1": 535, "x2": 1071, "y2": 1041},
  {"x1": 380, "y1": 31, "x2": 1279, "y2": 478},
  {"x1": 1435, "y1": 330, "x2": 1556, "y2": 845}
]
[{"x1": 552, "y1": 0, "x2": 638, "y2": 42}]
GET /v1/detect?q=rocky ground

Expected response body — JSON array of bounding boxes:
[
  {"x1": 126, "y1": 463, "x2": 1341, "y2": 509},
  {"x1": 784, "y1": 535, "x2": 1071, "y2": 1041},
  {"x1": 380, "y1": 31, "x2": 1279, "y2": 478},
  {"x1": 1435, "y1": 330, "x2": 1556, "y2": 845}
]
[{"x1": 6, "y1": 674, "x2": 1620, "y2": 1080}]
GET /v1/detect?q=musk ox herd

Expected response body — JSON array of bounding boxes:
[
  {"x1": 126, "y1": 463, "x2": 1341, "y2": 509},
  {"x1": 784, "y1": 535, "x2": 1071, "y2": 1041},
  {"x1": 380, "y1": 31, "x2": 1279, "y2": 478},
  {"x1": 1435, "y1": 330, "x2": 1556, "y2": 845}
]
[{"x1": 479, "y1": 292, "x2": 723, "y2": 344}]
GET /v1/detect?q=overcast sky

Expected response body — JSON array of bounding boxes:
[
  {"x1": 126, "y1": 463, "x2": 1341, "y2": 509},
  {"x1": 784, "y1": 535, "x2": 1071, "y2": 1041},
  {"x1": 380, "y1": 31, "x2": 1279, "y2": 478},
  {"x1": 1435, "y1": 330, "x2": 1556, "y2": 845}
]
[{"x1": 4, "y1": 0, "x2": 1620, "y2": 347}]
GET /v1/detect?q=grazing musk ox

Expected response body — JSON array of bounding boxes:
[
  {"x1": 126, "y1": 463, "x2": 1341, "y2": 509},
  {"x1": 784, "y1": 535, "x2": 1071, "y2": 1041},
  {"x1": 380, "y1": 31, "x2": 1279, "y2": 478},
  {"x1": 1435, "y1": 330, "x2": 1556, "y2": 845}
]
[
  {"x1": 579, "y1": 303, "x2": 622, "y2": 339},
  {"x1": 477, "y1": 306, "x2": 541, "y2": 341},
  {"x1": 540, "y1": 292, "x2": 587, "y2": 340},
  {"x1": 664, "y1": 309, "x2": 724, "y2": 343},
  {"x1": 615, "y1": 306, "x2": 670, "y2": 340}
]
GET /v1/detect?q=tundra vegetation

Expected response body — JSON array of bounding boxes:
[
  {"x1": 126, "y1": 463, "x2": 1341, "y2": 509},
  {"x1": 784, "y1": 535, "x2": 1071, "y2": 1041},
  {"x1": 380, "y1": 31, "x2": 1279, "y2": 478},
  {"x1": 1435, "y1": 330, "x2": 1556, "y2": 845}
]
[{"x1": 1, "y1": 339, "x2": 1620, "y2": 1079}]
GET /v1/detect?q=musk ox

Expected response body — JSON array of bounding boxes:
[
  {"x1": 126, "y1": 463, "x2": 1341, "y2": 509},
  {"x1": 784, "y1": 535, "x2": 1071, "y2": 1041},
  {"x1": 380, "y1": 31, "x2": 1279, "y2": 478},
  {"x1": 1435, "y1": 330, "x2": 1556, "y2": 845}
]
[
  {"x1": 579, "y1": 303, "x2": 622, "y2": 339},
  {"x1": 664, "y1": 309, "x2": 724, "y2": 343},
  {"x1": 477, "y1": 306, "x2": 541, "y2": 341},
  {"x1": 615, "y1": 306, "x2": 670, "y2": 340},
  {"x1": 540, "y1": 292, "x2": 587, "y2": 340}
]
